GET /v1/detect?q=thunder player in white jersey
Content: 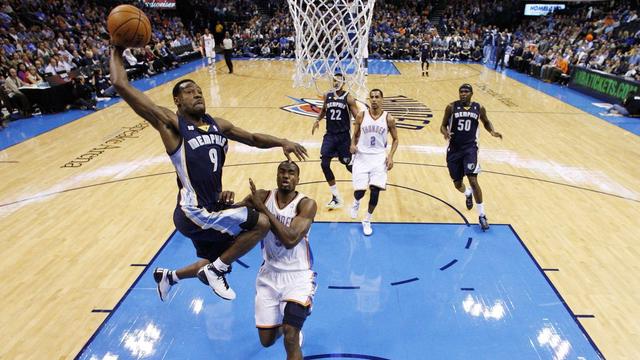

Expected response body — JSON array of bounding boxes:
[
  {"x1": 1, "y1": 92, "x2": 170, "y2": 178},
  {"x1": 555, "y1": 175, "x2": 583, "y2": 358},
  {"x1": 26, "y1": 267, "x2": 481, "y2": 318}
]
[
  {"x1": 201, "y1": 28, "x2": 216, "y2": 69},
  {"x1": 350, "y1": 89, "x2": 399, "y2": 235},
  {"x1": 246, "y1": 161, "x2": 317, "y2": 360}
]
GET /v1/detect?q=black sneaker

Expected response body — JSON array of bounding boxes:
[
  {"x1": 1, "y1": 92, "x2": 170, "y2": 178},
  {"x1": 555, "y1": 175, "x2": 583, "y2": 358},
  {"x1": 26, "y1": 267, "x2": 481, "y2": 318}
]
[
  {"x1": 466, "y1": 193, "x2": 473, "y2": 210},
  {"x1": 326, "y1": 195, "x2": 343, "y2": 210},
  {"x1": 479, "y1": 215, "x2": 489, "y2": 231},
  {"x1": 197, "y1": 264, "x2": 236, "y2": 300}
]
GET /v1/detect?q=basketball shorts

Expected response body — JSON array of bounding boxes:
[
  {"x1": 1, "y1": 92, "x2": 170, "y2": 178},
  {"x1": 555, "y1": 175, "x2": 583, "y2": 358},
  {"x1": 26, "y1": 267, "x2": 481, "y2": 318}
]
[
  {"x1": 205, "y1": 47, "x2": 216, "y2": 59},
  {"x1": 352, "y1": 152, "x2": 387, "y2": 190},
  {"x1": 255, "y1": 265, "x2": 317, "y2": 328},
  {"x1": 173, "y1": 205, "x2": 259, "y2": 261},
  {"x1": 446, "y1": 145, "x2": 480, "y2": 182},
  {"x1": 320, "y1": 132, "x2": 351, "y2": 163}
]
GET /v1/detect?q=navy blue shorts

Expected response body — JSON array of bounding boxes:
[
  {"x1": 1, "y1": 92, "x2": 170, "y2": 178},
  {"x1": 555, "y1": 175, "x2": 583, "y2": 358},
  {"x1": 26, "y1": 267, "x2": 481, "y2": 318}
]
[
  {"x1": 173, "y1": 205, "x2": 259, "y2": 261},
  {"x1": 321, "y1": 132, "x2": 351, "y2": 163},
  {"x1": 446, "y1": 145, "x2": 480, "y2": 182}
]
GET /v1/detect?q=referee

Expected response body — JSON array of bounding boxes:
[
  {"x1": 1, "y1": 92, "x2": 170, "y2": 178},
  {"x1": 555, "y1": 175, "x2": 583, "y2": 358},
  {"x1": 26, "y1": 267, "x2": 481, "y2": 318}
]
[{"x1": 223, "y1": 32, "x2": 234, "y2": 74}]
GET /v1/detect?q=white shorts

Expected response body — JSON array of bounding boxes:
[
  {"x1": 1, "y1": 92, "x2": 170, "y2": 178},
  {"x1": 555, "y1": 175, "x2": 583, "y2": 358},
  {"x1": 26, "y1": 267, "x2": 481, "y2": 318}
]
[
  {"x1": 205, "y1": 47, "x2": 216, "y2": 58},
  {"x1": 352, "y1": 152, "x2": 387, "y2": 190},
  {"x1": 255, "y1": 266, "x2": 316, "y2": 328}
]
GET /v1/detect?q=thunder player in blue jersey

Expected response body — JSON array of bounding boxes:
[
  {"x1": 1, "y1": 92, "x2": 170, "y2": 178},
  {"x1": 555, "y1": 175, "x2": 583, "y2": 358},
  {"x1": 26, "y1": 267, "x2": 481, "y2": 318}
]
[
  {"x1": 109, "y1": 47, "x2": 308, "y2": 301},
  {"x1": 440, "y1": 84, "x2": 502, "y2": 230},
  {"x1": 312, "y1": 73, "x2": 360, "y2": 210}
]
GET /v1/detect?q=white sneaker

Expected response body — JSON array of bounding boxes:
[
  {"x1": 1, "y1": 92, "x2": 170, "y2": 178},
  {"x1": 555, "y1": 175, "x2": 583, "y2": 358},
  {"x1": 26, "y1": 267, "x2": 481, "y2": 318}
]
[
  {"x1": 350, "y1": 201, "x2": 360, "y2": 219},
  {"x1": 326, "y1": 196, "x2": 343, "y2": 210},
  {"x1": 153, "y1": 268, "x2": 176, "y2": 302},
  {"x1": 197, "y1": 264, "x2": 236, "y2": 300},
  {"x1": 362, "y1": 220, "x2": 373, "y2": 236}
]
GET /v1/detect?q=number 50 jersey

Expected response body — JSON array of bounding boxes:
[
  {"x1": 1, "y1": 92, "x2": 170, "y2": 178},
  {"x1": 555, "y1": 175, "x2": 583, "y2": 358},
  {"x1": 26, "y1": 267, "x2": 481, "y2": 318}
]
[{"x1": 448, "y1": 101, "x2": 480, "y2": 150}]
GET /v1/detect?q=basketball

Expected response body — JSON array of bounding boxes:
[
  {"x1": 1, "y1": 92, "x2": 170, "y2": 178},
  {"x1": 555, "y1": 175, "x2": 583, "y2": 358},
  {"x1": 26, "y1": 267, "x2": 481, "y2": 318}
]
[
  {"x1": 586, "y1": 33, "x2": 594, "y2": 42},
  {"x1": 107, "y1": 5, "x2": 151, "y2": 48}
]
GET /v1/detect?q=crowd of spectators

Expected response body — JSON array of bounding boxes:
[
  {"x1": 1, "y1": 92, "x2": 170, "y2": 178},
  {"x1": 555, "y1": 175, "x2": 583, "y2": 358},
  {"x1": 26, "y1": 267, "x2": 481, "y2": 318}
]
[
  {"x1": 1, "y1": 0, "x2": 638, "y2": 126},
  {"x1": 0, "y1": 0, "x2": 201, "y2": 125}
]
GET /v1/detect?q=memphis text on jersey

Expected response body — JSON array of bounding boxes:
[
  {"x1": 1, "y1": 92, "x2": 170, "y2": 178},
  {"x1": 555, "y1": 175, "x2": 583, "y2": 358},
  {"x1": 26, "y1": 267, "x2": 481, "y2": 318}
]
[
  {"x1": 453, "y1": 110, "x2": 479, "y2": 120},
  {"x1": 186, "y1": 133, "x2": 228, "y2": 150}
]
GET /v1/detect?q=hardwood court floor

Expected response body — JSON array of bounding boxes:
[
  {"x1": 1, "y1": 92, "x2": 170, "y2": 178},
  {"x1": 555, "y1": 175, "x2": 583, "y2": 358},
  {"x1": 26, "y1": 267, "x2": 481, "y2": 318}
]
[{"x1": 0, "y1": 60, "x2": 638, "y2": 359}]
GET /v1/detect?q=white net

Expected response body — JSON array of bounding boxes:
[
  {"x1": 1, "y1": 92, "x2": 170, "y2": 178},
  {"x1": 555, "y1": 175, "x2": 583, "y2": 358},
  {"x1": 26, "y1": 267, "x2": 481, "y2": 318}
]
[{"x1": 287, "y1": 0, "x2": 375, "y2": 99}]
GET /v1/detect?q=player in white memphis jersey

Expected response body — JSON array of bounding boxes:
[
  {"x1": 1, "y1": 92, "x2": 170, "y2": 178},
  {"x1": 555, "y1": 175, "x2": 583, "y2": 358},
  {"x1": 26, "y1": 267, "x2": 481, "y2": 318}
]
[
  {"x1": 201, "y1": 28, "x2": 216, "y2": 69},
  {"x1": 350, "y1": 89, "x2": 399, "y2": 236},
  {"x1": 245, "y1": 161, "x2": 317, "y2": 360}
]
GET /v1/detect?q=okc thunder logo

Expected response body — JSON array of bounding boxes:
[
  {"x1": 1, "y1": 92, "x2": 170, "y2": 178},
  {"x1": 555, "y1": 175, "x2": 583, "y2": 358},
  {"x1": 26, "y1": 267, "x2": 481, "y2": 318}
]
[
  {"x1": 280, "y1": 96, "x2": 325, "y2": 117},
  {"x1": 281, "y1": 95, "x2": 432, "y2": 131}
]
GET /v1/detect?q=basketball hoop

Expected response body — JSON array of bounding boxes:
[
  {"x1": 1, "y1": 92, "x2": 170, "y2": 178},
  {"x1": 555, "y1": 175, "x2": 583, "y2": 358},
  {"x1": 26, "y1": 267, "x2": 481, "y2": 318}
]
[{"x1": 287, "y1": 0, "x2": 375, "y2": 100}]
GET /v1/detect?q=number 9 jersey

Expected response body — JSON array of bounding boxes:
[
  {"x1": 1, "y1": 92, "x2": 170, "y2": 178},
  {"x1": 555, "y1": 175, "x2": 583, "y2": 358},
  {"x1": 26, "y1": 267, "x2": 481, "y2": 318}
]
[{"x1": 169, "y1": 114, "x2": 228, "y2": 210}]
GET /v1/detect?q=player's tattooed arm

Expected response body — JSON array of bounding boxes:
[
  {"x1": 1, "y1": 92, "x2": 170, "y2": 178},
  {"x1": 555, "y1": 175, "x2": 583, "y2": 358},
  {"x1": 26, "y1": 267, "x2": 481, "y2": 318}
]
[
  {"x1": 109, "y1": 47, "x2": 179, "y2": 152},
  {"x1": 109, "y1": 47, "x2": 177, "y2": 132},
  {"x1": 440, "y1": 103, "x2": 453, "y2": 140},
  {"x1": 479, "y1": 105, "x2": 502, "y2": 139}
]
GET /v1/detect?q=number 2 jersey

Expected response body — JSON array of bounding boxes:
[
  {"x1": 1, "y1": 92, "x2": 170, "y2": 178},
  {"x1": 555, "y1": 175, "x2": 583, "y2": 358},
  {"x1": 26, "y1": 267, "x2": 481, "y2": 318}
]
[
  {"x1": 356, "y1": 109, "x2": 389, "y2": 154},
  {"x1": 448, "y1": 100, "x2": 480, "y2": 150},
  {"x1": 169, "y1": 114, "x2": 228, "y2": 211}
]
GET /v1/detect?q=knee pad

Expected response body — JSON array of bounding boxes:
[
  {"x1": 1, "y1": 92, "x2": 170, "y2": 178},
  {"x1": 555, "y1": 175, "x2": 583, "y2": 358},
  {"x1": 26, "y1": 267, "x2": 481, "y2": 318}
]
[
  {"x1": 369, "y1": 186, "x2": 381, "y2": 207},
  {"x1": 354, "y1": 190, "x2": 366, "y2": 200},
  {"x1": 283, "y1": 302, "x2": 310, "y2": 329},
  {"x1": 320, "y1": 156, "x2": 335, "y2": 182},
  {"x1": 338, "y1": 155, "x2": 353, "y2": 172}
]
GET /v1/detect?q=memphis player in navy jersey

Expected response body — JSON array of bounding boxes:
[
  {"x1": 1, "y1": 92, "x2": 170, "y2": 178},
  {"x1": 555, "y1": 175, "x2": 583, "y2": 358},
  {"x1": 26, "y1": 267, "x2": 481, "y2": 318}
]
[
  {"x1": 109, "y1": 46, "x2": 308, "y2": 301},
  {"x1": 420, "y1": 37, "x2": 431, "y2": 77},
  {"x1": 440, "y1": 84, "x2": 502, "y2": 230},
  {"x1": 312, "y1": 73, "x2": 360, "y2": 210}
]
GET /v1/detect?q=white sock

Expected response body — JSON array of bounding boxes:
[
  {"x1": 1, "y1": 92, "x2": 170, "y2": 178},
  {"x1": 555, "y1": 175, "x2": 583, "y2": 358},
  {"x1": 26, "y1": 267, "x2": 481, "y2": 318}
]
[
  {"x1": 213, "y1": 258, "x2": 229, "y2": 272},
  {"x1": 171, "y1": 271, "x2": 180, "y2": 283},
  {"x1": 464, "y1": 188, "x2": 472, "y2": 197},
  {"x1": 353, "y1": 199, "x2": 360, "y2": 206},
  {"x1": 365, "y1": 212, "x2": 372, "y2": 222},
  {"x1": 477, "y1": 203, "x2": 485, "y2": 216},
  {"x1": 330, "y1": 185, "x2": 340, "y2": 198}
]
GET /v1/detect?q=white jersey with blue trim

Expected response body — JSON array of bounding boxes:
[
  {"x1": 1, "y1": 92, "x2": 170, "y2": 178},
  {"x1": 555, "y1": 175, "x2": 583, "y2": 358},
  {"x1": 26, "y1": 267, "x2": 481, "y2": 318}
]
[
  {"x1": 357, "y1": 110, "x2": 388, "y2": 154},
  {"x1": 262, "y1": 189, "x2": 313, "y2": 272}
]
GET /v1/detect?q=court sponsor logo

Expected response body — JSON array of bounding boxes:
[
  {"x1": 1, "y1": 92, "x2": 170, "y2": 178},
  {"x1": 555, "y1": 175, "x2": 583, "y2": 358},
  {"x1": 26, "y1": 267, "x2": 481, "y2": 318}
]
[
  {"x1": 281, "y1": 95, "x2": 432, "y2": 131},
  {"x1": 474, "y1": 83, "x2": 518, "y2": 108},
  {"x1": 60, "y1": 122, "x2": 150, "y2": 168}
]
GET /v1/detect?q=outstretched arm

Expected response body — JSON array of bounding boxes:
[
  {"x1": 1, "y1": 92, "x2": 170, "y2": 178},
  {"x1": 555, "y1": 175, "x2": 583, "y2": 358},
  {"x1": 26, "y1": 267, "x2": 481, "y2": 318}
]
[
  {"x1": 440, "y1": 103, "x2": 453, "y2": 141},
  {"x1": 250, "y1": 179, "x2": 317, "y2": 249},
  {"x1": 110, "y1": 47, "x2": 179, "y2": 150},
  {"x1": 479, "y1": 105, "x2": 502, "y2": 139},
  {"x1": 215, "y1": 117, "x2": 308, "y2": 161},
  {"x1": 386, "y1": 114, "x2": 399, "y2": 170}
]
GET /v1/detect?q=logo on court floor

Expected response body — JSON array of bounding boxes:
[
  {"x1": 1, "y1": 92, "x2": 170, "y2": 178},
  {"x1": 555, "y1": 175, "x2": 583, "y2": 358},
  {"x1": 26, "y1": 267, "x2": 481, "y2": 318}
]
[{"x1": 281, "y1": 95, "x2": 432, "y2": 131}]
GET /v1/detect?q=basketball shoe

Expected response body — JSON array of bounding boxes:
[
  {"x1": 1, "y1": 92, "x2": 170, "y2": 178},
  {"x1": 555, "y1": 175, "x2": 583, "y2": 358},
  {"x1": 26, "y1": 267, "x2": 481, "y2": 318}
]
[
  {"x1": 466, "y1": 193, "x2": 473, "y2": 210},
  {"x1": 326, "y1": 195, "x2": 343, "y2": 210},
  {"x1": 479, "y1": 215, "x2": 490, "y2": 231},
  {"x1": 362, "y1": 220, "x2": 373, "y2": 236},
  {"x1": 197, "y1": 263, "x2": 236, "y2": 300},
  {"x1": 153, "y1": 268, "x2": 177, "y2": 302}
]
